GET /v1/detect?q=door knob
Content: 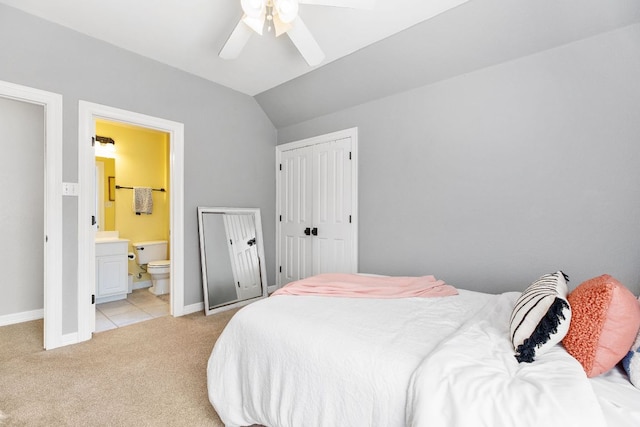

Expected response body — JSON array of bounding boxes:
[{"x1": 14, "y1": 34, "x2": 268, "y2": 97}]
[
  {"x1": 304, "y1": 227, "x2": 311, "y2": 236},
  {"x1": 311, "y1": 227, "x2": 318, "y2": 236}
]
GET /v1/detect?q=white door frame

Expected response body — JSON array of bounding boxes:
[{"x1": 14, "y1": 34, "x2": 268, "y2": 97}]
[
  {"x1": 78, "y1": 101, "x2": 185, "y2": 343},
  {"x1": 275, "y1": 127, "x2": 359, "y2": 288},
  {"x1": 0, "y1": 80, "x2": 63, "y2": 350}
]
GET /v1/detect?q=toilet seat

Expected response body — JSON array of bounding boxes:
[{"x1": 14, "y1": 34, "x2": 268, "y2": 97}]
[
  {"x1": 148, "y1": 260, "x2": 170, "y2": 268},
  {"x1": 148, "y1": 260, "x2": 171, "y2": 274}
]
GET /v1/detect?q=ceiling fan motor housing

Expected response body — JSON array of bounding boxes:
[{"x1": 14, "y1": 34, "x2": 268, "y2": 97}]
[{"x1": 275, "y1": 0, "x2": 299, "y2": 23}]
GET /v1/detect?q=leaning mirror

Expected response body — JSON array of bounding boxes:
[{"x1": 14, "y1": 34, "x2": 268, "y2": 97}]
[{"x1": 198, "y1": 207, "x2": 268, "y2": 315}]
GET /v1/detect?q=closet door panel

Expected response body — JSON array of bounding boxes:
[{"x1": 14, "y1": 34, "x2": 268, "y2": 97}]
[
  {"x1": 313, "y1": 234, "x2": 348, "y2": 276},
  {"x1": 276, "y1": 129, "x2": 357, "y2": 287},
  {"x1": 312, "y1": 137, "x2": 353, "y2": 275},
  {"x1": 279, "y1": 146, "x2": 313, "y2": 283}
]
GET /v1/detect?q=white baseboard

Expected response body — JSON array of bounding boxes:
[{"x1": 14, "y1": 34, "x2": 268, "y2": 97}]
[
  {"x1": 182, "y1": 302, "x2": 204, "y2": 316},
  {"x1": 0, "y1": 308, "x2": 44, "y2": 327}
]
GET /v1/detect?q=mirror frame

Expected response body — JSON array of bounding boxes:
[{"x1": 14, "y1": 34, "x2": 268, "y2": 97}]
[{"x1": 197, "y1": 207, "x2": 268, "y2": 315}]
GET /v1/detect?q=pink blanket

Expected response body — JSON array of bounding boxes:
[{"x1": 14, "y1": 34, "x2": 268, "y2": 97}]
[{"x1": 271, "y1": 273, "x2": 458, "y2": 298}]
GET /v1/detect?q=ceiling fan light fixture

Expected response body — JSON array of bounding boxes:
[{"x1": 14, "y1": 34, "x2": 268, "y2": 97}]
[
  {"x1": 242, "y1": 13, "x2": 266, "y2": 34},
  {"x1": 273, "y1": 15, "x2": 292, "y2": 36},
  {"x1": 274, "y1": 0, "x2": 299, "y2": 24},
  {"x1": 241, "y1": 0, "x2": 266, "y2": 18},
  {"x1": 222, "y1": 0, "x2": 374, "y2": 66}
]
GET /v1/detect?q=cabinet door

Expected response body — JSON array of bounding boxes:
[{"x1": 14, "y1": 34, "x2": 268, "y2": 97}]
[{"x1": 96, "y1": 255, "x2": 128, "y2": 297}]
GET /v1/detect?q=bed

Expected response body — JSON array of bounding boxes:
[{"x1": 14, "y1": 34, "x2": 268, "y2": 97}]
[{"x1": 207, "y1": 274, "x2": 640, "y2": 427}]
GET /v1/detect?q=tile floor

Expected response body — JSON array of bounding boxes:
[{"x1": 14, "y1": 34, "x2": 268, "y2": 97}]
[{"x1": 95, "y1": 288, "x2": 170, "y2": 332}]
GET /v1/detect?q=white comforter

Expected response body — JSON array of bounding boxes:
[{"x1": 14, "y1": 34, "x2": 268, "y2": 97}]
[
  {"x1": 207, "y1": 290, "x2": 608, "y2": 427},
  {"x1": 406, "y1": 292, "x2": 607, "y2": 427}
]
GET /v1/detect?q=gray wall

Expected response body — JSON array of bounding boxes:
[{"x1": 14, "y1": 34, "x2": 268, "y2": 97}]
[
  {"x1": 277, "y1": 24, "x2": 640, "y2": 294},
  {"x1": 0, "y1": 4, "x2": 276, "y2": 334},
  {"x1": 0, "y1": 97, "x2": 44, "y2": 316}
]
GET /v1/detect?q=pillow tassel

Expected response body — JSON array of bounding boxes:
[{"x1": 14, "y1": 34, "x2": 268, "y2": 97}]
[{"x1": 515, "y1": 297, "x2": 570, "y2": 363}]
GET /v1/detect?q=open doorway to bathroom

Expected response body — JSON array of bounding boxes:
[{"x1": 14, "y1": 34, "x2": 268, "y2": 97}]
[
  {"x1": 77, "y1": 101, "x2": 184, "y2": 344},
  {"x1": 94, "y1": 120, "x2": 171, "y2": 332}
]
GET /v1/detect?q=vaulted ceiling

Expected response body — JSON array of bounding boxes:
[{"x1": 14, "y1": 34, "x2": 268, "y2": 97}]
[
  {"x1": 2, "y1": 0, "x2": 639, "y2": 127},
  {"x1": 0, "y1": 0, "x2": 470, "y2": 95}
]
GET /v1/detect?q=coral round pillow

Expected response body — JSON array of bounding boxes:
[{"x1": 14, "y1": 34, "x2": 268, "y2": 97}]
[{"x1": 562, "y1": 275, "x2": 640, "y2": 378}]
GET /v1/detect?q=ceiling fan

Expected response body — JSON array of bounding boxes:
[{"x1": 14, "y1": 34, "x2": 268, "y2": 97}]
[{"x1": 220, "y1": 0, "x2": 375, "y2": 66}]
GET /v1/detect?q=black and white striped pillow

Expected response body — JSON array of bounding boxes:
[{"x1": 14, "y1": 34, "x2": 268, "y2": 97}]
[{"x1": 510, "y1": 271, "x2": 572, "y2": 363}]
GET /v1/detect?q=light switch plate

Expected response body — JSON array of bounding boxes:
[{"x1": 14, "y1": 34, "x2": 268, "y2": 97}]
[{"x1": 62, "y1": 182, "x2": 79, "y2": 196}]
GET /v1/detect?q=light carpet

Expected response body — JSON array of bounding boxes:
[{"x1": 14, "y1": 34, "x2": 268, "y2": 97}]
[{"x1": 0, "y1": 308, "x2": 239, "y2": 426}]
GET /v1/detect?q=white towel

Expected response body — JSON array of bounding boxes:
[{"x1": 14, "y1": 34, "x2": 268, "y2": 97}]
[{"x1": 133, "y1": 187, "x2": 153, "y2": 215}]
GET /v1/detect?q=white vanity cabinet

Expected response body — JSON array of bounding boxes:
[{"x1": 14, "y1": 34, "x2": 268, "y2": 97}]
[{"x1": 95, "y1": 239, "x2": 129, "y2": 304}]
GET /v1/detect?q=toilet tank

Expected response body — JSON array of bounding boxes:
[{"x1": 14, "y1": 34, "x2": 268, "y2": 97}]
[{"x1": 133, "y1": 240, "x2": 167, "y2": 265}]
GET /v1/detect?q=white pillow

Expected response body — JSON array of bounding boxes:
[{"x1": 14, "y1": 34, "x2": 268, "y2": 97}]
[
  {"x1": 622, "y1": 296, "x2": 640, "y2": 388},
  {"x1": 510, "y1": 271, "x2": 572, "y2": 363}
]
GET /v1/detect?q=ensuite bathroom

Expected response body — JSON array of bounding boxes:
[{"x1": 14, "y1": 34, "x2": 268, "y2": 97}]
[{"x1": 94, "y1": 119, "x2": 171, "y2": 332}]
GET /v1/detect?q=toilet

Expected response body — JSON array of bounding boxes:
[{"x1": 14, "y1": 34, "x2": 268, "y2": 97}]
[{"x1": 133, "y1": 240, "x2": 171, "y2": 295}]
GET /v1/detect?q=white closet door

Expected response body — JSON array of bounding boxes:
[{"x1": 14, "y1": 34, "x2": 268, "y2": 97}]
[
  {"x1": 312, "y1": 137, "x2": 353, "y2": 275},
  {"x1": 279, "y1": 146, "x2": 313, "y2": 283},
  {"x1": 276, "y1": 128, "x2": 357, "y2": 287}
]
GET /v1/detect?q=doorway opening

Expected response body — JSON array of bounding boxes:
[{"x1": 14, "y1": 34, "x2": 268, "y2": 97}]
[
  {"x1": 78, "y1": 101, "x2": 184, "y2": 343},
  {"x1": 0, "y1": 80, "x2": 63, "y2": 350},
  {"x1": 93, "y1": 119, "x2": 172, "y2": 332}
]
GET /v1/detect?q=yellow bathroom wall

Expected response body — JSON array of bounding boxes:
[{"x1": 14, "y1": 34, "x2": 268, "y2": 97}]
[{"x1": 95, "y1": 120, "x2": 170, "y2": 273}]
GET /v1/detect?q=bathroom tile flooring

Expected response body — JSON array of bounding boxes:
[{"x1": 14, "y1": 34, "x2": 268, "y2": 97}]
[{"x1": 95, "y1": 288, "x2": 170, "y2": 332}]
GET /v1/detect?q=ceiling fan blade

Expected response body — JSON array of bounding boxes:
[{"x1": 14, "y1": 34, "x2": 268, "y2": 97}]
[
  {"x1": 242, "y1": 13, "x2": 266, "y2": 35},
  {"x1": 286, "y1": 16, "x2": 325, "y2": 66},
  {"x1": 298, "y1": 0, "x2": 375, "y2": 9},
  {"x1": 219, "y1": 20, "x2": 254, "y2": 59},
  {"x1": 273, "y1": 15, "x2": 293, "y2": 37}
]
